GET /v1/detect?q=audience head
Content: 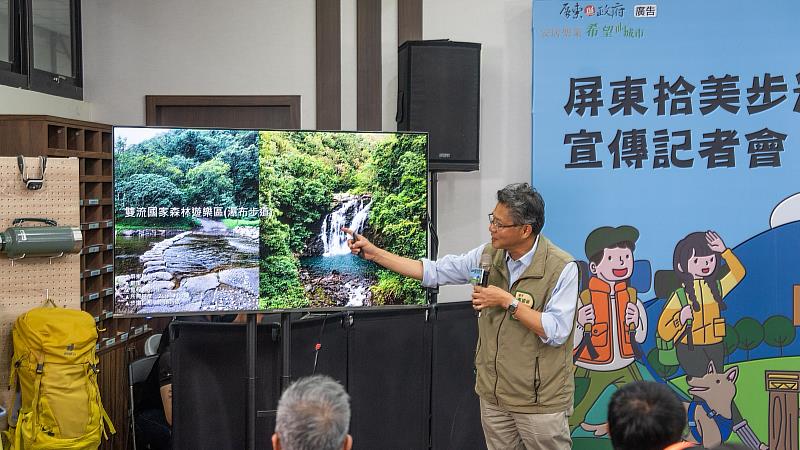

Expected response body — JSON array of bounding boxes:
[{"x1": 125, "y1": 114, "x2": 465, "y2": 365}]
[
  {"x1": 272, "y1": 375, "x2": 352, "y2": 450},
  {"x1": 608, "y1": 381, "x2": 686, "y2": 450}
]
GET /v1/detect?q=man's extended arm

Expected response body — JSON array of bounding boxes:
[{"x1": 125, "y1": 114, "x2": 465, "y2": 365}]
[
  {"x1": 369, "y1": 246, "x2": 425, "y2": 280},
  {"x1": 345, "y1": 227, "x2": 484, "y2": 286},
  {"x1": 344, "y1": 227, "x2": 424, "y2": 279}
]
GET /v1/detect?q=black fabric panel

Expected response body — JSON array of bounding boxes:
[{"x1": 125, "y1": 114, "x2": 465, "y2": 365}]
[
  {"x1": 168, "y1": 307, "x2": 487, "y2": 449},
  {"x1": 348, "y1": 308, "x2": 431, "y2": 450},
  {"x1": 171, "y1": 321, "x2": 281, "y2": 450},
  {"x1": 289, "y1": 312, "x2": 348, "y2": 384},
  {"x1": 431, "y1": 302, "x2": 486, "y2": 450}
]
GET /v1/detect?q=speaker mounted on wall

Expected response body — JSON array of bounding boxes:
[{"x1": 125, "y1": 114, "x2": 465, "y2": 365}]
[{"x1": 397, "y1": 40, "x2": 481, "y2": 172}]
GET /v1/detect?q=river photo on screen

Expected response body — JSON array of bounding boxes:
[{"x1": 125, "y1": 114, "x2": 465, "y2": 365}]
[
  {"x1": 114, "y1": 127, "x2": 260, "y2": 315},
  {"x1": 258, "y1": 131, "x2": 428, "y2": 310}
]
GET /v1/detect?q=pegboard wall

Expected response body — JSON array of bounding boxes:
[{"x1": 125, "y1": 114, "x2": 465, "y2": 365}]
[{"x1": 0, "y1": 156, "x2": 81, "y2": 409}]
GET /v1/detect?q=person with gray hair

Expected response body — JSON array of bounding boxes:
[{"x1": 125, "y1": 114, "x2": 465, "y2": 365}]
[
  {"x1": 344, "y1": 182, "x2": 579, "y2": 450},
  {"x1": 271, "y1": 375, "x2": 353, "y2": 450}
]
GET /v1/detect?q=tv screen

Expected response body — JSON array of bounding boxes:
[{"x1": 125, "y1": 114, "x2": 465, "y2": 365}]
[{"x1": 114, "y1": 127, "x2": 428, "y2": 316}]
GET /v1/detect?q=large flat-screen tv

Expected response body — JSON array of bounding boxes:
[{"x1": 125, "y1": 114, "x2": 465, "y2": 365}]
[{"x1": 114, "y1": 127, "x2": 429, "y2": 316}]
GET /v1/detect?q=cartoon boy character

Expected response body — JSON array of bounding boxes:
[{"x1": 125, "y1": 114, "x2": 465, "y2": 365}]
[{"x1": 570, "y1": 225, "x2": 647, "y2": 433}]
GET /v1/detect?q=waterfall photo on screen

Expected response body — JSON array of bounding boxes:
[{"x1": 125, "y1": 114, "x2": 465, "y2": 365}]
[
  {"x1": 258, "y1": 131, "x2": 428, "y2": 310},
  {"x1": 114, "y1": 127, "x2": 260, "y2": 315}
]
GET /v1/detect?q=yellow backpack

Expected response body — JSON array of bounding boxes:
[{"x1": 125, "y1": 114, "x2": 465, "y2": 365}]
[{"x1": 3, "y1": 302, "x2": 115, "y2": 450}]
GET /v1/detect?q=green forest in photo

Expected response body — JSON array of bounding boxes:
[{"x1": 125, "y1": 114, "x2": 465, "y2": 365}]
[
  {"x1": 114, "y1": 129, "x2": 259, "y2": 228},
  {"x1": 258, "y1": 131, "x2": 428, "y2": 309},
  {"x1": 114, "y1": 128, "x2": 262, "y2": 315}
]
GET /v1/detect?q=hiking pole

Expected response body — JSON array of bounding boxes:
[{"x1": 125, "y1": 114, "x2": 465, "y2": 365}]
[
  {"x1": 630, "y1": 329, "x2": 644, "y2": 359},
  {"x1": 628, "y1": 296, "x2": 645, "y2": 359},
  {"x1": 574, "y1": 294, "x2": 599, "y2": 362},
  {"x1": 685, "y1": 318, "x2": 694, "y2": 350},
  {"x1": 674, "y1": 318, "x2": 694, "y2": 351}
]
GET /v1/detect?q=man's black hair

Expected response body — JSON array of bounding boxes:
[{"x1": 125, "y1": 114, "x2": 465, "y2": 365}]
[
  {"x1": 608, "y1": 381, "x2": 686, "y2": 450},
  {"x1": 496, "y1": 182, "x2": 545, "y2": 234}
]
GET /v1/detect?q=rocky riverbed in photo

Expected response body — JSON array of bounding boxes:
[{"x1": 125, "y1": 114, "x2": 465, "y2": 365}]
[{"x1": 115, "y1": 219, "x2": 259, "y2": 314}]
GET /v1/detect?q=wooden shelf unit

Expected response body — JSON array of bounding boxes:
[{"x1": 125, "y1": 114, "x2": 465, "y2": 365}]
[
  {"x1": 0, "y1": 115, "x2": 161, "y2": 344},
  {"x1": 0, "y1": 116, "x2": 173, "y2": 449}
]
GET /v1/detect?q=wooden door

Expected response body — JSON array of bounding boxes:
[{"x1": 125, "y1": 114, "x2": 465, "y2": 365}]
[{"x1": 145, "y1": 95, "x2": 300, "y2": 129}]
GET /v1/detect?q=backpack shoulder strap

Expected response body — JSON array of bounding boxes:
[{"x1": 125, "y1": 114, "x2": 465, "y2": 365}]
[
  {"x1": 579, "y1": 289, "x2": 592, "y2": 306},
  {"x1": 687, "y1": 400, "x2": 703, "y2": 442},
  {"x1": 626, "y1": 287, "x2": 637, "y2": 304},
  {"x1": 675, "y1": 287, "x2": 688, "y2": 307},
  {"x1": 88, "y1": 363, "x2": 116, "y2": 439}
]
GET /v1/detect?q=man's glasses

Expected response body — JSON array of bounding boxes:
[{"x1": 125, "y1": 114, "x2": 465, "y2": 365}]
[{"x1": 488, "y1": 213, "x2": 525, "y2": 229}]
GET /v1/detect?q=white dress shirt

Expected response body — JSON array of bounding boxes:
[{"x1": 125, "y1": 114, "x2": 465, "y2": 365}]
[{"x1": 420, "y1": 236, "x2": 578, "y2": 346}]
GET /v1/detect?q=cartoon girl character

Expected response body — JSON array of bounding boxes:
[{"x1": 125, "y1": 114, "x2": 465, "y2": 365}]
[
  {"x1": 657, "y1": 231, "x2": 742, "y2": 376},
  {"x1": 657, "y1": 231, "x2": 765, "y2": 449}
]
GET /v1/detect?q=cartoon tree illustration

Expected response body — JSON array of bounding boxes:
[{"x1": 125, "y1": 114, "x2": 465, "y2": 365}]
[
  {"x1": 763, "y1": 315, "x2": 796, "y2": 357},
  {"x1": 646, "y1": 347, "x2": 678, "y2": 379},
  {"x1": 735, "y1": 317, "x2": 764, "y2": 360},
  {"x1": 722, "y1": 323, "x2": 739, "y2": 363}
]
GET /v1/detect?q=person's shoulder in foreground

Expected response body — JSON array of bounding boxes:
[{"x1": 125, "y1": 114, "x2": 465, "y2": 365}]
[{"x1": 272, "y1": 374, "x2": 353, "y2": 450}]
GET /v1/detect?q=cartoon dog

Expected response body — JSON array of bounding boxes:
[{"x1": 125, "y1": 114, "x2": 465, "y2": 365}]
[{"x1": 686, "y1": 361, "x2": 739, "y2": 448}]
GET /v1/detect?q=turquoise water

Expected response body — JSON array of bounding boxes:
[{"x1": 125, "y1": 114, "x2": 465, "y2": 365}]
[{"x1": 301, "y1": 253, "x2": 377, "y2": 278}]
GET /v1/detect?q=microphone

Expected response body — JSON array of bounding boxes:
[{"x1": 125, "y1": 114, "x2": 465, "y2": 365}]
[
  {"x1": 479, "y1": 254, "x2": 491, "y2": 287},
  {"x1": 472, "y1": 254, "x2": 492, "y2": 317}
]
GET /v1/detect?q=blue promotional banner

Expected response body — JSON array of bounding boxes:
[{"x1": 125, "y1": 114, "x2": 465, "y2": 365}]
[{"x1": 533, "y1": 2, "x2": 800, "y2": 449}]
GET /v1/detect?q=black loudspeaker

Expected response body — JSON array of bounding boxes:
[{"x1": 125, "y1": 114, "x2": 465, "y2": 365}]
[{"x1": 397, "y1": 40, "x2": 481, "y2": 172}]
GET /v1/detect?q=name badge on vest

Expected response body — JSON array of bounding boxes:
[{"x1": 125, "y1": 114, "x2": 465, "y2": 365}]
[
  {"x1": 515, "y1": 291, "x2": 534, "y2": 307},
  {"x1": 512, "y1": 291, "x2": 534, "y2": 320}
]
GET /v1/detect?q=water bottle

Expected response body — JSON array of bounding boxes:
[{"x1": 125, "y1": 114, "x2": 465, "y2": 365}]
[{"x1": 0, "y1": 218, "x2": 82, "y2": 259}]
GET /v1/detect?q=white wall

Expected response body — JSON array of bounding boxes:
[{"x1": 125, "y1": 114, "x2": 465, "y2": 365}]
[
  {"x1": 0, "y1": 85, "x2": 93, "y2": 119},
  {"x1": 3, "y1": 0, "x2": 534, "y2": 302},
  {"x1": 81, "y1": 0, "x2": 317, "y2": 127},
  {"x1": 422, "y1": 0, "x2": 533, "y2": 301}
]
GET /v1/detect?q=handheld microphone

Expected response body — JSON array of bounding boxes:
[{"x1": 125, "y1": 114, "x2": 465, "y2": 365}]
[
  {"x1": 479, "y1": 254, "x2": 491, "y2": 287},
  {"x1": 472, "y1": 254, "x2": 492, "y2": 317}
]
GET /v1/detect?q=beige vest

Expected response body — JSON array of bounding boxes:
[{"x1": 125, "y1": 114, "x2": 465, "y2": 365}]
[{"x1": 474, "y1": 236, "x2": 576, "y2": 414}]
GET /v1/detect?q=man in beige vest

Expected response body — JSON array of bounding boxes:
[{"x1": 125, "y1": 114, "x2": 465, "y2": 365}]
[{"x1": 345, "y1": 182, "x2": 579, "y2": 450}]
